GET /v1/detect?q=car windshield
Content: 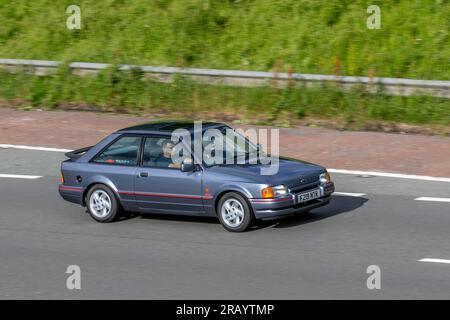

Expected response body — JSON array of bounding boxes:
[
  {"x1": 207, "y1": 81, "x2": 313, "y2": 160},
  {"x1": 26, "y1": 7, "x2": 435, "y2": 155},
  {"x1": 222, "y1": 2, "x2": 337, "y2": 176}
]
[{"x1": 199, "y1": 126, "x2": 261, "y2": 167}]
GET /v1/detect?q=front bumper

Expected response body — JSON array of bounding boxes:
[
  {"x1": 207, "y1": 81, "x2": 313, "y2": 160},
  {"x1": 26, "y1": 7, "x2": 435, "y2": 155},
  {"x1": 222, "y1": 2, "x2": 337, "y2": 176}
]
[{"x1": 249, "y1": 182, "x2": 335, "y2": 220}]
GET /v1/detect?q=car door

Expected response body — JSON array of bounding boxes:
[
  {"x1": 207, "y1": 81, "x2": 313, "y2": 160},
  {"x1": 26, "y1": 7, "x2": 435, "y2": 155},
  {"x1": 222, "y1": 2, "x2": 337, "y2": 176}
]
[
  {"x1": 134, "y1": 135, "x2": 204, "y2": 215},
  {"x1": 90, "y1": 135, "x2": 141, "y2": 211}
]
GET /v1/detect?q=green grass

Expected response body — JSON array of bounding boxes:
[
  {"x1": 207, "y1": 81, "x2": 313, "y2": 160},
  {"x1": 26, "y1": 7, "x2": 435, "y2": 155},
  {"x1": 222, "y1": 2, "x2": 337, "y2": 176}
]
[
  {"x1": 0, "y1": 0, "x2": 449, "y2": 80},
  {"x1": 1, "y1": 1, "x2": 449, "y2": 128},
  {"x1": 1, "y1": 69, "x2": 449, "y2": 127}
]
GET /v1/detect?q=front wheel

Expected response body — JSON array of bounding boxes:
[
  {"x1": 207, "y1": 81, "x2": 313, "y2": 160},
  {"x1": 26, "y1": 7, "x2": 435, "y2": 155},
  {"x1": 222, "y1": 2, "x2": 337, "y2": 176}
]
[
  {"x1": 86, "y1": 184, "x2": 121, "y2": 223},
  {"x1": 217, "y1": 192, "x2": 254, "y2": 232}
]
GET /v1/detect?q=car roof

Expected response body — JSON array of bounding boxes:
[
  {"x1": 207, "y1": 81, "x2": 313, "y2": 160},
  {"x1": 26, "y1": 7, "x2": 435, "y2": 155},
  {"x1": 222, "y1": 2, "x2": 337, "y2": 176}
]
[{"x1": 115, "y1": 120, "x2": 225, "y2": 135}]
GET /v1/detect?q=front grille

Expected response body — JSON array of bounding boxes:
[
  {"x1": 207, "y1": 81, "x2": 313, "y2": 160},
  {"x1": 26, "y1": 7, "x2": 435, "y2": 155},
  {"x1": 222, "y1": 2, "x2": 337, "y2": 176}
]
[
  {"x1": 290, "y1": 180, "x2": 320, "y2": 193},
  {"x1": 286, "y1": 171, "x2": 321, "y2": 192}
]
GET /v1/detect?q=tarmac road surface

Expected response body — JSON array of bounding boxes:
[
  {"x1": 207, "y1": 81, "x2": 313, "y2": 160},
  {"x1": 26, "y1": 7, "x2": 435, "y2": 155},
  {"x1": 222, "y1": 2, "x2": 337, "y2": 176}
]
[{"x1": 0, "y1": 148, "x2": 449, "y2": 299}]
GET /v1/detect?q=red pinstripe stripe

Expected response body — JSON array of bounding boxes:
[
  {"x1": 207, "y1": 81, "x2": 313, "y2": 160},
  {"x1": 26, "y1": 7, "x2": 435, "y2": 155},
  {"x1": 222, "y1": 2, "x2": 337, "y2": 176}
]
[
  {"x1": 119, "y1": 191, "x2": 212, "y2": 200},
  {"x1": 59, "y1": 186, "x2": 83, "y2": 192},
  {"x1": 250, "y1": 197, "x2": 292, "y2": 203},
  {"x1": 118, "y1": 191, "x2": 134, "y2": 195},
  {"x1": 135, "y1": 192, "x2": 202, "y2": 199},
  {"x1": 60, "y1": 186, "x2": 213, "y2": 200}
]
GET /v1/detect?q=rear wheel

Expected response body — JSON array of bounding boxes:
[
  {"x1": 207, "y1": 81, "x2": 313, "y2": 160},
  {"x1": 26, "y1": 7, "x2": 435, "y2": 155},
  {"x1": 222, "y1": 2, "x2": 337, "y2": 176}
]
[
  {"x1": 217, "y1": 192, "x2": 254, "y2": 232},
  {"x1": 86, "y1": 184, "x2": 121, "y2": 222}
]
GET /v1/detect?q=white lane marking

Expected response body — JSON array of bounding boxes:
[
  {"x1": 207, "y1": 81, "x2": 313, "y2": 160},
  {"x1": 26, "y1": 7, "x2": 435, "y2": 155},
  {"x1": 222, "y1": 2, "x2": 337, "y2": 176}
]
[
  {"x1": 0, "y1": 174, "x2": 42, "y2": 179},
  {"x1": 1, "y1": 144, "x2": 449, "y2": 183},
  {"x1": 418, "y1": 258, "x2": 450, "y2": 264},
  {"x1": 0, "y1": 144, "x2": 71, "y2": 153},
  {"x1": 334, "y1": 192, "x2": 366, "y2": 197},
  {"x1": 329, "y1": 169, "x2": 450, "y2": 183},
  {"x1": 414, "y1": 197, "x2": 450, "y2": 203}
]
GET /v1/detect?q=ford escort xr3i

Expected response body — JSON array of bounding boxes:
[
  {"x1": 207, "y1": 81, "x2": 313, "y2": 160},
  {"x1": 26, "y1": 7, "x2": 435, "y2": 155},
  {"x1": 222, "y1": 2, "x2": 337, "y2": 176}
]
[{"x1": 59, "y1": 121, "x2": 335, "y2": 232}]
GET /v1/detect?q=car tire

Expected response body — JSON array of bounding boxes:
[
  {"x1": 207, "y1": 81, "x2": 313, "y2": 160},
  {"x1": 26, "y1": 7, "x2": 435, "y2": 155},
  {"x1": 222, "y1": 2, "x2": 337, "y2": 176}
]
[
  {"x1": 86, "y1": 184, "x2": 121, "y2": 223},
  {"x1": 217, "y1": 192, "x2": 254, "y2": 232}
]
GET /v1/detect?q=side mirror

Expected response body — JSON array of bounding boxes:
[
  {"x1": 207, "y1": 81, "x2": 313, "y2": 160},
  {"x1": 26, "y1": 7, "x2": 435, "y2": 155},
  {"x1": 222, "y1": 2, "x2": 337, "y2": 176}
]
[{"x1": 181, "y1": 158, "x2": 194, "y2": 172}]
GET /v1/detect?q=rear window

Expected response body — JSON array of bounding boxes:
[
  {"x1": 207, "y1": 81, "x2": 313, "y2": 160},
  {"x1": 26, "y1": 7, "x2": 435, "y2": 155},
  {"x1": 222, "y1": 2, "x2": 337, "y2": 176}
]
[{"x1": 92, "y1": 136, "x2": 141, "y2": 166}]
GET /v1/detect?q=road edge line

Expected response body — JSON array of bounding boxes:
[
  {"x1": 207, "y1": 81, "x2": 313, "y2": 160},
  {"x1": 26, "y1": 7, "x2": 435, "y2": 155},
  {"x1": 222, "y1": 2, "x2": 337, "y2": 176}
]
[
  {"x1": 0, "y1": 144, "x2": 72, "y2": 153},
  {"x1": 1, "y1": 144, "x2": 450, "y2": 182},
  {"x1": 0, "y1": 174, "x2": 43, "y2": 179},
  {"x1": 418, "y1": 258, "x2": 450, "y2": 264},
  {"x1": 414, "y1": 197, "x2": 450, "y2": 203},
  {"x1": 329, "y1": 169, "x2": 450, "y2": 183},
  {"x1": 333, "y1": 192, "x2": 366, "y2": 197}
]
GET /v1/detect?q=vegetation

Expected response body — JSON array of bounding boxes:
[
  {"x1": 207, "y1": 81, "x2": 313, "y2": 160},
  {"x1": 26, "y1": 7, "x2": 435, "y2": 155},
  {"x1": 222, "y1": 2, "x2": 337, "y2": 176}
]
[
  {"x1": 0, "y1": 0, "x2": 449, "y2": 79},
  {"x1": 0, "y1": 1, "x2": 449, "y2": 129},
  {"x1": 1, "y1": 68, "x2": 448, "y2": 127}
]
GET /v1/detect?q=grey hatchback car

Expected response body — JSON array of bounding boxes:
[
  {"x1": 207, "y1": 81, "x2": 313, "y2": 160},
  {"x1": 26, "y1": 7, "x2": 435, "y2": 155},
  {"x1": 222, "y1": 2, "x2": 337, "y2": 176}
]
[{"x1": 59, "y1": 121, "x2": 335, "y2": 232}]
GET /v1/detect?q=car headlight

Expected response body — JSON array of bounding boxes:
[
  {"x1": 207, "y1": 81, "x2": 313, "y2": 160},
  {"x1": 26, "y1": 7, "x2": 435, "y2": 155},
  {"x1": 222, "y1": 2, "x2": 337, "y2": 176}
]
[
  {"x1": 261, "y1": 185, "x2": 288, "y2": 199},
  {"x1": 319, "y1": 171, "x2": 331, "y2": 184}
]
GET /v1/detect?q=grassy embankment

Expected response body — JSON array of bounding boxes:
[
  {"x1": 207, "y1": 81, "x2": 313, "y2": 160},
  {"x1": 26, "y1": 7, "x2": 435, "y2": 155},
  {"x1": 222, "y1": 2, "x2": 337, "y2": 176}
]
[{"x1": 0, "y1": 0, "x2": 449, "y2": 129}]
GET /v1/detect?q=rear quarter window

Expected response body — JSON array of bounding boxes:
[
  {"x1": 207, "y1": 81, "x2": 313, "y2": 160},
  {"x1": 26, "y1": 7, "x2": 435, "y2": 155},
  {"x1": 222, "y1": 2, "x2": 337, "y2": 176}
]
[{"x1": 92, "y1": 136, "x2": 141, "y2": 166}]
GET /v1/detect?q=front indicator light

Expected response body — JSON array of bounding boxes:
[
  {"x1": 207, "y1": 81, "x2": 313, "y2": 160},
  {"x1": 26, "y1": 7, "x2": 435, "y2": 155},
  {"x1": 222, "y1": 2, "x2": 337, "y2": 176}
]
[
  {"x1": 261, "y1": 187, "x2": 275, "y2": 199},
  {"x1": 60, "y1": 173, "x2": 65, "y2": 184}
]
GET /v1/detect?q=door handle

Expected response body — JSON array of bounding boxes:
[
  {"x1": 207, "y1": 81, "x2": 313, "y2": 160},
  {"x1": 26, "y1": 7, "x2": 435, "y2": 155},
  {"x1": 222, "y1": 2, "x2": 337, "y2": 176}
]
[{"x1": 139, "y1": 172, "x2": 149, "y2": 178}]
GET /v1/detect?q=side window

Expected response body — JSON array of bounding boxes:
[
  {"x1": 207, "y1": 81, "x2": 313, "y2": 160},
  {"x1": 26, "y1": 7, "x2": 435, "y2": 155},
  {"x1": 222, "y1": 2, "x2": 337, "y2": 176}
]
[
  {"x1": 142, "y1": 136, "x2": 186, "y2": 169},
  {"x1": 92, "y1": 136, "x2": 141, "y2": 166}
]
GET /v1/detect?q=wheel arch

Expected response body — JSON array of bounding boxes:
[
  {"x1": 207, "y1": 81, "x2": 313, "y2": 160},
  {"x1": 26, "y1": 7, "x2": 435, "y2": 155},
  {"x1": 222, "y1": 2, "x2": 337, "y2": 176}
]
[
  {"x1": 82, "y1": 178, "x2": 121, "y2": 207},
  {"x1": 213, "y1": 187, "x2": 253, "y2": 216}
]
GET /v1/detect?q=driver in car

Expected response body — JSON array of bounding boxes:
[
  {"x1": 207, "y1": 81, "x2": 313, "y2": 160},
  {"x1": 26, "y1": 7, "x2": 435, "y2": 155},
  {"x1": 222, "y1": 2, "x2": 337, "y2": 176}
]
[{"x1": 156, "y1": 140, "x2": 181, "y2": 169}]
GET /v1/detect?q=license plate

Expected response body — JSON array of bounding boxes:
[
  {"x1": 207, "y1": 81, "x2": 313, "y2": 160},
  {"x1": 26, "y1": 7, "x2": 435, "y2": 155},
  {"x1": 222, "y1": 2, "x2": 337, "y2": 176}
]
[{"x1": 297, "y1": 188, "x2": 321, "y2": 203}]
